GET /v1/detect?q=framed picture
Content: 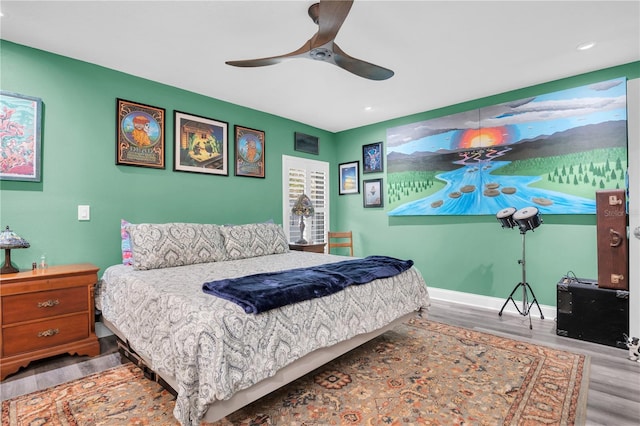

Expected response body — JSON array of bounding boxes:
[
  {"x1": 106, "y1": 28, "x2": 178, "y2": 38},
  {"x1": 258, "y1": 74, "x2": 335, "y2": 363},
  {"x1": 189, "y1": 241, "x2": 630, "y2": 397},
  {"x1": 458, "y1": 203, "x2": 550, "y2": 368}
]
[
  {"x1": 362, "y1": 141, "x2": 383, "y2": 173},
  {"x1": 0, "y1": 91, "x2": 43, "y2": 182},
  {"x1": 235, "y1": 125, "x2": 265, "y2": 178},
  {"x1": 338, "y1": 161, "x2": 360, "y2": 195},
  {"x1": 363, "y1": 178, "x2": 384, "y2": 208},
  {"x1": 294, "y1": 132, "x2": 319, "y2": 155},
  {"x1": 116, "y1": 98, "x2": 165, "y2": 169},
  {"x1": 174, "y1": 111, "x2": 228, "y2": 176}
]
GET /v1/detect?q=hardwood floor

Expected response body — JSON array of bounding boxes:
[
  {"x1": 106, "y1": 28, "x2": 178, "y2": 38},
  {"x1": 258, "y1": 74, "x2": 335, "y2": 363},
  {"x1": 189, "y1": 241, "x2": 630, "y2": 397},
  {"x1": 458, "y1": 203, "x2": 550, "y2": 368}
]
[{"x1": 1, "y1": 300, "x2": 639, "y2": 425}]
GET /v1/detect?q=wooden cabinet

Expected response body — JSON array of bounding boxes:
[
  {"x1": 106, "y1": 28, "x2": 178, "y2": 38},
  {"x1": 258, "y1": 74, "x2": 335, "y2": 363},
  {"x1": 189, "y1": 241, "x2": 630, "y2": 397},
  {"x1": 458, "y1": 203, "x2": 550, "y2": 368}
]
[
  {"x1": 288, "y1": 243, "x2": 326, "y2": 253},
  {"x1": 596, "y1": 190, "x2": 628, "y2": 290},
  {"x1": 0, "y1": 263, "x2": 100, "y2": 380}
]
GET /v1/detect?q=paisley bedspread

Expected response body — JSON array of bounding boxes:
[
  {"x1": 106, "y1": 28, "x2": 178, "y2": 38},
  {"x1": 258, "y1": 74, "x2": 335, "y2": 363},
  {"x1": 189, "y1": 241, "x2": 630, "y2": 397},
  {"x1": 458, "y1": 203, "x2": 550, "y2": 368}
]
[{"x1": 97, "y1": 251, "x2": 430, "y2": 425}]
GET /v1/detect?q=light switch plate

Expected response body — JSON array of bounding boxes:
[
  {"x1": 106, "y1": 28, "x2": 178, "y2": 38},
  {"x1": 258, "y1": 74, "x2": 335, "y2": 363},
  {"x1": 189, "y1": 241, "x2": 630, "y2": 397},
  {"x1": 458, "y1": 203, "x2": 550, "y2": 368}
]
[{"x1": 78, "y1": 205, "x2": 90, "y2": 221}]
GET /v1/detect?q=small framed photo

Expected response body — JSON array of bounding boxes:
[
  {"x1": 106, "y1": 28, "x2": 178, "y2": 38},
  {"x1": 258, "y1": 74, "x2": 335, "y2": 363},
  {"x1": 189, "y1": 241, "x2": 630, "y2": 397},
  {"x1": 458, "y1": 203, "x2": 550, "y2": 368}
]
[
  {"x1": 362, "y1": 141, "x2": 383, "y2": 173},
  {"x1": 235, "y1": 125, "x2": 265, "y2": 178},
  {"x1": 174, "y1": 111, "x2": 228, "y2": 176},
  {"x1": 338, "y1": 161, "x2": 359, "y2": 195},
  {"x1": 0, "y1": 91, "x2": 43, "y2": 182},
  {"x1": 116, "y1": 98, "x2": 165, "y2": 169},
  {"x1": 363, "y1": 178, "x2": 384, "y2": 208},
  {"x1": 294, "y1": 132, "x2": 319, "y2": 155}
]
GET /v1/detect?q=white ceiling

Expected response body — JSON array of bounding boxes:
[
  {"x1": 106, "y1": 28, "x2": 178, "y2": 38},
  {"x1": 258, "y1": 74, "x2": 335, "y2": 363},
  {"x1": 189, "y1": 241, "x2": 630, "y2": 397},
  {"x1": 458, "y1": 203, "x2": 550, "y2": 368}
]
[{"x1": 1, "y1": 1, "x2": 639, "y2": 133}]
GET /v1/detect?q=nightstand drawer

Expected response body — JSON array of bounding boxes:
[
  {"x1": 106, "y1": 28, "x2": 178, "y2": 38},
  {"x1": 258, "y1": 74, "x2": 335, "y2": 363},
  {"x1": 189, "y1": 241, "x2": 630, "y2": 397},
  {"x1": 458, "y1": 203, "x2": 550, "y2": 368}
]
[
  {"x1": 2, "y1": 313, "x2": 90, "y2": 356},
  {"x1": 2, "y1": 287, "x2": 88, "y2": 324}
]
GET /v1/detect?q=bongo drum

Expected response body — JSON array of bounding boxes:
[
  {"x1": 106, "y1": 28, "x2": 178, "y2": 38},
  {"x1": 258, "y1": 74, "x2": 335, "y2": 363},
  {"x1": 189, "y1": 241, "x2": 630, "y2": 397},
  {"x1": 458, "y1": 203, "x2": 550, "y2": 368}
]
[
  {"x1": 496, "y1": 207, "x2": 517, "y2": 228},
  {"x1": 513, "y1": 207, "x2": 542, "y2": 232}
]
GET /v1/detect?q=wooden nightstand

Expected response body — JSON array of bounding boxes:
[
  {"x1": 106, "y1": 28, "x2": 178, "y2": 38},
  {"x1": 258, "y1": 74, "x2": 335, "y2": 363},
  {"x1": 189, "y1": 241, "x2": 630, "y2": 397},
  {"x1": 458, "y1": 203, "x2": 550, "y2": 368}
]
[
  {"x1": 288, "y1": 243, "x2": 326, "y2": 253},
  {"x1": 0, "y1": 263, "x2": 101, "y2": 380}
]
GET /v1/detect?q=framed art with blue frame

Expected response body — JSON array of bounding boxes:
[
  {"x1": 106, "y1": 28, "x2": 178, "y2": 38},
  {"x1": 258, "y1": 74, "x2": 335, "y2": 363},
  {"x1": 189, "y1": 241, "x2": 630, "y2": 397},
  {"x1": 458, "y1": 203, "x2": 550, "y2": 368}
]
[{"x1": 0, "y1": 91, "x2": 43, "y2": 182}]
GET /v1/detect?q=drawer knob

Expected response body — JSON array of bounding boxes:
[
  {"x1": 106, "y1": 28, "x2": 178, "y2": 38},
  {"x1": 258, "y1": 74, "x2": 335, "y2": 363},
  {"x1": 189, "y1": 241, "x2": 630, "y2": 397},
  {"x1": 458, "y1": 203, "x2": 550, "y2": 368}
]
[
  {"x1": 37, "y1": 299, "x2": 60, "y2": 308},
  {"x1": 37, "y1": 328, "x2": 60, "y2": 338}
]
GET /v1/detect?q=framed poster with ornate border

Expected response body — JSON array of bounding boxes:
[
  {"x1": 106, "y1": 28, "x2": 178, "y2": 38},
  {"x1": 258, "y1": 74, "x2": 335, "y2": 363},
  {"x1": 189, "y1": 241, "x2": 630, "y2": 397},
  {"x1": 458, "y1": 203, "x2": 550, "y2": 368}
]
[
  {"x1": 174, "y1": 111, "x2": 228, "y2": 175},
  {"x1": 0, "y1": 91, "x2": 43, "y2": 182},
  {"x1": 339, "y1": 161, "x2": 360, "y2": 195},
  {"x1": 116, "y1": 98, "x2": 165, "y2": 169},
  {"x1": 234, "y1": 125, "x2": 265, "y2": 178}
]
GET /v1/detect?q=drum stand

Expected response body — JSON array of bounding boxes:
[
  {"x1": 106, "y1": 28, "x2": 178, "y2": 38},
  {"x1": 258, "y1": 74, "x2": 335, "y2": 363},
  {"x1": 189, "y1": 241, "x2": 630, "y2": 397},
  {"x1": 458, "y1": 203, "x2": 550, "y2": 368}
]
[{"x1": 498, "y1": 229, "x2": 544, "y2": 329}]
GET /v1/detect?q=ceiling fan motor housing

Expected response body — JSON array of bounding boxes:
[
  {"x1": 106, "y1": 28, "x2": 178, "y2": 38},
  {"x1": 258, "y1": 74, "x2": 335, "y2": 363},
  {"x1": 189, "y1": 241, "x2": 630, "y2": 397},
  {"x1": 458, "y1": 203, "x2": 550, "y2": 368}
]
[{"x1": 310, "y1": 47, "x2": 332, "y2": 61}]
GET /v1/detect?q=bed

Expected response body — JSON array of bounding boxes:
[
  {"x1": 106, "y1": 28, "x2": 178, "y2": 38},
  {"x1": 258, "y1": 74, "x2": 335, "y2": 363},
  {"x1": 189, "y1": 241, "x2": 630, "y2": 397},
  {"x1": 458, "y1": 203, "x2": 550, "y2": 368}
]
[{"x1": 97, "y1": 222, "x2": 430, "y2": 425}]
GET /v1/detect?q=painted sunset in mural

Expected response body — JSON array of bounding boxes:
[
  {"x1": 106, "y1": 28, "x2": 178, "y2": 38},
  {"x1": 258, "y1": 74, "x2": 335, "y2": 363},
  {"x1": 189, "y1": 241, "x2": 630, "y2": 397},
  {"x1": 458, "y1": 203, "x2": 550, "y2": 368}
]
[{"x1": 386, "y1": 78, "x2": 628, "y2": 216}]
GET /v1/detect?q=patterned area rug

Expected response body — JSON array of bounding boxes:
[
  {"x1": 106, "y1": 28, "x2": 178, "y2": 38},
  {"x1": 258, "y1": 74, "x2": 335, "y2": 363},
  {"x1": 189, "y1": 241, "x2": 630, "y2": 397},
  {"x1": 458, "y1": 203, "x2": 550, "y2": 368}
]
[{"x1": 2, "y1": 318, "x2": 589, "y2": 425}]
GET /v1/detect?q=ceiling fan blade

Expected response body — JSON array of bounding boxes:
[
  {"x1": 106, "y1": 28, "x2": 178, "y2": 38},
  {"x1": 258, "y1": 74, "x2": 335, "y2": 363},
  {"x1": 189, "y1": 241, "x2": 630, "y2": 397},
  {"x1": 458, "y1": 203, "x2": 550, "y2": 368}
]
[
  {"x1": 311, "y1": 0, "x2": 354, "y2": 47},
  {"x1": 332, "y1": 43, "x2": 394, "y2": 81},
  {"x1": 226, "y1": 0, "x2": 394, "y2": 81},
  {"x1": 226, "y1": 42, "x2": 312, "y2": 68},
  {"x1": 225, "y1": 57, "x2": 287, "y2": 68}
]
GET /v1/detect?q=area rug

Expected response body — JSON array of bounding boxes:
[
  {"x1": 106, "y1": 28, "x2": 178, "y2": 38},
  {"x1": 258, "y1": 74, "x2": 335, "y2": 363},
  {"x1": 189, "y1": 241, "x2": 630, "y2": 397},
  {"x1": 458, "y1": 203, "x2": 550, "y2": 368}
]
[{"x1": 2, "y1": 318, "x2": 589, "y2": 425}]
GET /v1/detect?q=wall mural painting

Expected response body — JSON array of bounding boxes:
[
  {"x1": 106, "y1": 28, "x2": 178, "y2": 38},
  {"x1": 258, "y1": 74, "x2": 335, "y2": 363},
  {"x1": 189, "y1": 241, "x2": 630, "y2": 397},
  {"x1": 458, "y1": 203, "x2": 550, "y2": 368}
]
[{"x1": 386, "y1": 78, "x2": 628, "y2": 216}]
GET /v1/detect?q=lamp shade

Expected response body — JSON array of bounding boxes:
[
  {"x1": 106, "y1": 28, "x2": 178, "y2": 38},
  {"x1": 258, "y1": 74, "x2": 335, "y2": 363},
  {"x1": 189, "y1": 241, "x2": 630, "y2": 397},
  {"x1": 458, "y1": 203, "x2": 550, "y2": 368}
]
[
  {"x1": 0, "y1": 226, "x2": 30, "y2": 249},
  {"x1": 0, "y1": 226, "x2": 30, "y2": 274},
  {"x1": 291, "y1": 194, "x2": 315, "y2": 217}
]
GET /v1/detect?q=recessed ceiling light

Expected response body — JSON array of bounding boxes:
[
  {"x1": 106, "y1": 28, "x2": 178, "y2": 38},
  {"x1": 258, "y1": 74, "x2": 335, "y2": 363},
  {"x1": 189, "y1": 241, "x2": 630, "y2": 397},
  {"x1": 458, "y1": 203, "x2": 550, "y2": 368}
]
[
  {"x1": 364, "y1": 106, "x2": 373, "y2": 111},
  {"x1": 577, "y1": 41, "x2": 596, "y2": 51}
]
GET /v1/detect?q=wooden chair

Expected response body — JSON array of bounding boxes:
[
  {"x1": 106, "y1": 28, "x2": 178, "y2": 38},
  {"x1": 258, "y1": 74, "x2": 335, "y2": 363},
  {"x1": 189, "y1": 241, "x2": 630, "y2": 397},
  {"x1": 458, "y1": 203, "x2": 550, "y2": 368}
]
[{"x1": 327, "y1": 231, "x2": 353, "y2": 256}]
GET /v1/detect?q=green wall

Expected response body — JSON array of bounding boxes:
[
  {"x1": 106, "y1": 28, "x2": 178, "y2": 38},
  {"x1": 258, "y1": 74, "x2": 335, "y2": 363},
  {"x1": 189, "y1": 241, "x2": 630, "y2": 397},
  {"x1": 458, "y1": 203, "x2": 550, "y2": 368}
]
[
  {"x1": 333, "y1": 62, "x2": 640, "y2": 306},
  {"x1": 1, "y1": 40, "x2": 638, "y2": 307},
  {"x1": 0, "y1": 41, "x2": 336, "y2": 273}
]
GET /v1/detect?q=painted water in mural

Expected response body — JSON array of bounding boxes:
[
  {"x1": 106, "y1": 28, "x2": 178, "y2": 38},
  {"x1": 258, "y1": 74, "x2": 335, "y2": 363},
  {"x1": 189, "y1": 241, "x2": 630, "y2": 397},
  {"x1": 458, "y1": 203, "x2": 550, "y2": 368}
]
[{"x1": 386, "y1": 78, "x2": 628, "y2": 216}]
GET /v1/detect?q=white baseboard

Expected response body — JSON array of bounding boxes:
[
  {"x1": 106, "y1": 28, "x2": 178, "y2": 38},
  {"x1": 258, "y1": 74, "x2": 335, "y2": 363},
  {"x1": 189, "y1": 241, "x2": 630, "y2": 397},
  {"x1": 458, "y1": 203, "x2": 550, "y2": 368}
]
[{"x1": 427, "y1": 287, "x2": 557, "y2": 320}]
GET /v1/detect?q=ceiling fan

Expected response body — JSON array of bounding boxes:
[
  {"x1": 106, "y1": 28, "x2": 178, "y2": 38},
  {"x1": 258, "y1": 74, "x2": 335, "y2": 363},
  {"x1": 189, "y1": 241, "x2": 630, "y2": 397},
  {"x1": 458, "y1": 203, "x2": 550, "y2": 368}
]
[{"x1": 225, "y1": 0, "x2": 394, "y2": 81}]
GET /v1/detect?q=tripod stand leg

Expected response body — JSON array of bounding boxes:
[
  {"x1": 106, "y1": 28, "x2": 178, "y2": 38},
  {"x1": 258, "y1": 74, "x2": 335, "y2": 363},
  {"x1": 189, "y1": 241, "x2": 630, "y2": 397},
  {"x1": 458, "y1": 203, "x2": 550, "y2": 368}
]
[
  {"x1": 524, "y1": 282, "x2": 544, "y2": 320},
  {"x1": 498, "y1": 282, "x2": 523, "y2": 317}
]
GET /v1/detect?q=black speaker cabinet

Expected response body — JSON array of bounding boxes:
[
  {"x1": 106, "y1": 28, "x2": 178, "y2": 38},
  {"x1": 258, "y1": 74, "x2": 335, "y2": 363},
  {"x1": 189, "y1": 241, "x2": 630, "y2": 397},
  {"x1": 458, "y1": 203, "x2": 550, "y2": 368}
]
[{"x1": 556, "y1": 277, "x2": 629, "y2": 348}]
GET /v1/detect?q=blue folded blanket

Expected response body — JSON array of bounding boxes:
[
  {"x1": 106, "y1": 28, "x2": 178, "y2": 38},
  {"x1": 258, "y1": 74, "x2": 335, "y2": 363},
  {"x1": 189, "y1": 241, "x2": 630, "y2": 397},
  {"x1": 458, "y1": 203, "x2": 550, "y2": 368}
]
[{"x1": 202, "y1": 255, "x2": 414, "y2": 314}]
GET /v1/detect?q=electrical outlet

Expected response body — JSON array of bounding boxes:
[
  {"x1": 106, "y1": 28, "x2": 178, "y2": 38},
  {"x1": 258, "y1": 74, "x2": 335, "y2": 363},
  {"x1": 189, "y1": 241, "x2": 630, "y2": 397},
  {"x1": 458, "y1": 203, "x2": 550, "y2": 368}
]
[{"x1": 78, "y1": 205, "x2": 90, "y2": 221}]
